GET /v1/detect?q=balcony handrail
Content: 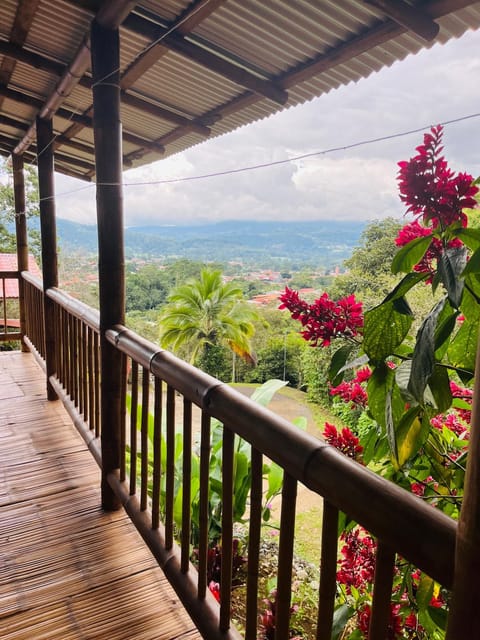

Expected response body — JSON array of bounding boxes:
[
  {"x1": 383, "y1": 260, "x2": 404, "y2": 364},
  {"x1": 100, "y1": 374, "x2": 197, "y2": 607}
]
[
  {"x1": 22, "y1": 281, "x2": 458, "y2": 638},
  {"x1": 107, "y1": 323, "x2": 456, "y2": 588},
  {"x1": 47, "y1": 286, "x2": 100, "y2": 331}
]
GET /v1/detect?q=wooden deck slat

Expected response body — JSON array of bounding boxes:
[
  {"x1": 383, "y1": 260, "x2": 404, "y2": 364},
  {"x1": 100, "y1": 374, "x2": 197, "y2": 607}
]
[{"x1": 0, "y1": 352, "x2": 202, "y2": 640}]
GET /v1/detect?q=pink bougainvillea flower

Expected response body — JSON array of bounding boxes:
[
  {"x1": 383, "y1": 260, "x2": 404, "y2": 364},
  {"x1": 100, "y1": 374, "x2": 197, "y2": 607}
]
[
  {"x1": 397, "y1": 125, "x2": 478, "y2": 229},
  {"x1": 279, "y1": 288, "x2": 363, "y2": 347},
  {"x1": 324, "y1": 422, "x2": 363, "y2": 460}
]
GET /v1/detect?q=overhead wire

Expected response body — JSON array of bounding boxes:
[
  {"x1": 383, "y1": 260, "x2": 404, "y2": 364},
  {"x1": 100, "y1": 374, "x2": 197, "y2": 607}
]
[{"x1": 41, "y1": 110, "x2": 480, "y2": 203}]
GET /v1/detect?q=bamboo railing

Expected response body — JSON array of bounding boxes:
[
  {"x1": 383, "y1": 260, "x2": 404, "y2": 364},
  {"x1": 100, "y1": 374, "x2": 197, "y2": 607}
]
[
  {"x1": 22, "y1": 275, "x2": 457, "y2": 640},
  {"x1": 0, "y1": 270, "x2": 22, "y2": 342}
]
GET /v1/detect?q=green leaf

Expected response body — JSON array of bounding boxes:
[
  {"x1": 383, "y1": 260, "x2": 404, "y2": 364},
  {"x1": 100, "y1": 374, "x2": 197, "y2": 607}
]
[
  {"x1": 384, "y1": 271, "x2": 429, "y2": 301},
  {"x1": 367, "y1": 364, "x2": 404, "y2": 433},
  {"x1": 266, "y1": 461, "x2": 283, "y2": 501},
  {"x1": 448, "y1": 318, "x2": 478, "y2": 375},
  {"x1": 408, "y1": 299, "x2": 446, "y2": 404},
  {"x1": 461, "y1": 274, "x2": 480, "y2": 321},
  {"x1": 453, "y1": 227, "x2": 480, "y2": 251},
  {"x1": 396, "y1": 406, "x2": 426, "y2": 467},
  {"x1": 416, "y1": 573, "x2": 434, "y2": 612},
  {"x1": 385, "y1": 389, "x2": 398, "y2": 462},
  {"x1": 391, "y1": 235, "x2": 432, "y2": 274},
  {"x1": 329, "y1": 344, "x2": 355, "y2": 385},
  {"x1": 331, "y1": 604, "x2": 355, "y2": 640},
  {"x1": 462, "y1": 246, "x2": 480, "y2": 276},
  {"x1": 427, "y1": 605, "x2": 448, "y2": 630},
  {"x1": 428, "y1": 365, "x2": 452, "y2": 413},
  {"x1": 364, "y1": 300, "x2": 413, "y2": 361},
  {"x1": 250, "y1": 379, "x2": 287, "y2": 406},
  {"x1": 437, "y1": 246, "x2": 467, "y2": 309},
  {"x1": 395, "y1": 360, "x2": 415, "y2": 404},
  {"x1": 434, "y1": 308, "x2": 459, "y2": 355}
]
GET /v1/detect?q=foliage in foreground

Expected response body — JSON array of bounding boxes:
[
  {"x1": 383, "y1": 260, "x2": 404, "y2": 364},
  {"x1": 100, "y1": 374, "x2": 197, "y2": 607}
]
[{"x1": 281, "y1": 125, "x2": 478, "y2": 638}]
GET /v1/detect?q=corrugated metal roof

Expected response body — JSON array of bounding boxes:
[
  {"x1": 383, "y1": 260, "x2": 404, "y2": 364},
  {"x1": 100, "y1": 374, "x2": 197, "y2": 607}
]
[
  {"x1": 0, "y1": 0, "x2": 479, "y2": 180},
  {"x1": 0, "y1": 253, "x2": 41, "y2": 298}
]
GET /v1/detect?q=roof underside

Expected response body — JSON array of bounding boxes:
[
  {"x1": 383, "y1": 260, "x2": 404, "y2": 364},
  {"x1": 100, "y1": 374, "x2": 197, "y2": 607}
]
[{"x1": 0, "y1": 0, "x2": 479, "y2": 181}]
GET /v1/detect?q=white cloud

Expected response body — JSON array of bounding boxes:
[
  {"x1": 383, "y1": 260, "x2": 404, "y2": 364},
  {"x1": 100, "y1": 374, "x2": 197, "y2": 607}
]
[{"x1": 53, "y1": 29, "x2": 480, "y2": 226}]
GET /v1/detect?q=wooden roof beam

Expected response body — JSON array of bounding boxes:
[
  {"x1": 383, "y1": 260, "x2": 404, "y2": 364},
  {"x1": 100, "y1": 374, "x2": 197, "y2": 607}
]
[
  {"x1": 0, "y1": 84, "x2": 165, "y2": 156},
  {"x1": 362, "y1": 0, "x2": 439, "y2": 40},
  {"x1": 13, "y1": 0, "x2": 137, "y2": 156},
  {"x1": 122, "y1": 13, "x2": 288, "y2": 105},
  {"x1": 0, "y1": 40, "x2": 209, "y2": 141},
  {"x1": 0, "y1": 0, "x2": 41, "y2": 109}
]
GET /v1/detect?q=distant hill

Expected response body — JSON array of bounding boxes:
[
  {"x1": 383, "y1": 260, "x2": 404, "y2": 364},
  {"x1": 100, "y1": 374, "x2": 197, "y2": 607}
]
[{"x1": 53, "y1": 218, "x2": 366, "y2": 268}]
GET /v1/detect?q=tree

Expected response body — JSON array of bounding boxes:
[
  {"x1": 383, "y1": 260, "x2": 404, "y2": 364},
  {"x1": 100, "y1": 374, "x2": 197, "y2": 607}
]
[
  {"x1": 158, "y1": 268, "x2": 259, "y2": 376},
  {"x1": 329, "y1": 218, "x2": 402, "y2": 307},
  {"x1": 0, "y1": 157, "x2": 41, "y2": 259}
]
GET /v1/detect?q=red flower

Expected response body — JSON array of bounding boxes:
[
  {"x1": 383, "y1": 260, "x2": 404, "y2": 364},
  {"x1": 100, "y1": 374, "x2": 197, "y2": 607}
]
[
  {"x1": 337, "y1": 528, "x2": 376, "y2": 593},
  {"x1": 324, "y1": 422, "x2": 363, "y2": 460},
  {"x1": 279, "y1": 288, "x2": 363, "y2": 347},
  {"x1": 395, "y1": 220, "x2": 464, "y2": 282},
  {"x1": 208, "y1": 581, "x2": 221, "y2": 602},
  {"x1": 357, "y1": 603, "x2": 403, "y2": 639},
  {"x1": 397, "y1": 125, "x2": 478, "y2": 229}
]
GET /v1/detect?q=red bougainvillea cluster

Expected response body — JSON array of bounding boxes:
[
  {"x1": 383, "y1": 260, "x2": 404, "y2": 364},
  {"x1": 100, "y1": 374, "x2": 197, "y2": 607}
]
[
  {"x1": 397, "y1": 124, "x2": 478, "y2": 228},
  {"x1": 330, "y1": 366, "x2": 371, "y2": 408},
  {"x1": 278, "y1": 288, "x2": 363, "y2": 347},
  {"x1": 323, "y1": 422, "x2": 363, "y2": 460},
  {"x1": 395, "y1": 125, "x2": 478, "y2": 281}
]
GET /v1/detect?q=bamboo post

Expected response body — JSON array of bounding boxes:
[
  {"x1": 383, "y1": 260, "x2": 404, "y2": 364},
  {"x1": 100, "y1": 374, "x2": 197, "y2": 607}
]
[
  {"x1": 446, "y1": 332, "x2": 480, "y2": 637},
  {"x1": 90, "y1": 19, "x2": 125, "y2": 511},
  {"x1": 12, "y1": 153, "x2": 29, "y2": 352},
  {"x1": 36, "y1": 117, "x2": 58, "y2": 399}
]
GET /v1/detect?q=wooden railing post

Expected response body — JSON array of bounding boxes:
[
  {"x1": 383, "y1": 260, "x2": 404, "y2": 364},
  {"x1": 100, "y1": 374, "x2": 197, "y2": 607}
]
[
  {"x1": 91, "y1": 18, "x2": 125, "y2": 511},
  {"x1": 36, "y1": 117, "x2": 58, "y2": 399},
  {"x1": 446, "y1": 331, "x2": 480, "y2": 637},
  {"x1": 12, "y1": 153, "x2": 29, "y2": 352}
]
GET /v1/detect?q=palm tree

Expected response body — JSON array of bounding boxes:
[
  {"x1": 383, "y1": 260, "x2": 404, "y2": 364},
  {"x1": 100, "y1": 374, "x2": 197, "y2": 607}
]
[{"x1": 158, "y1": 268, "x2": 258, "y2": 372}]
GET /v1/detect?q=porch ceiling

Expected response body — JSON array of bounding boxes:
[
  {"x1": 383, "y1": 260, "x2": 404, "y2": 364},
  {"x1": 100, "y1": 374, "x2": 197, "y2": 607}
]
[{"x1": 0, "y1": 0, "x2": 479, "y2": 182}]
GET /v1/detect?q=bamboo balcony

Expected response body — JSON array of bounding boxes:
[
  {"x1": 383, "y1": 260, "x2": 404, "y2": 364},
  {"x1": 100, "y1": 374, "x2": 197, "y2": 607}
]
[{"x1": 0, "y1": 273, "x2": 459, "y2": 639}]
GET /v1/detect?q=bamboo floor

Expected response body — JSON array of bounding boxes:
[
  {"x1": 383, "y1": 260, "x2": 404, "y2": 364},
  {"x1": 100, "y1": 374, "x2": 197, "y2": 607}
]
[{"x1": 0, "y1": 351, "x2": 203, "y2": 640}]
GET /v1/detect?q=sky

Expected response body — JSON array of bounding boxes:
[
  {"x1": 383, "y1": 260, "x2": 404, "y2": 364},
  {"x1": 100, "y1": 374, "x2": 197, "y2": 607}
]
[{"x1": 54, "y1": 27, "x2": 480, "y2": 227}]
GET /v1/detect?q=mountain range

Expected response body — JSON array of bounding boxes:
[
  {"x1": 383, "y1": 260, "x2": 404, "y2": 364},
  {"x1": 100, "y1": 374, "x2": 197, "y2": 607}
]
[{"x1": 53, "y1": 218, "x2": 366, "y2": 267}]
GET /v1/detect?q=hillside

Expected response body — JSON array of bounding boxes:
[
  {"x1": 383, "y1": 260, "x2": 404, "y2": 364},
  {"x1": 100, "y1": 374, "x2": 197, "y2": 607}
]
[{"x1": 54, "y1": 219, "x2": 366, "y2": 268}]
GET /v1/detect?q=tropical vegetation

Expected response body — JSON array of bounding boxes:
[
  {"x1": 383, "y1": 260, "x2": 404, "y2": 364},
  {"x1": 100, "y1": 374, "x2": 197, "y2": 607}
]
[{"x1": 280, "y1": 125, "x2": 479, "y2": 638}]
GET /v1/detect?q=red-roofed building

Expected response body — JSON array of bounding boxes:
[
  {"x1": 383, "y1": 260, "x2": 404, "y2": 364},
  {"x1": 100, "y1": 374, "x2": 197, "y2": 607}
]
[{"x1": 0, "y1": 253, "x2": 41, "y2": 298}]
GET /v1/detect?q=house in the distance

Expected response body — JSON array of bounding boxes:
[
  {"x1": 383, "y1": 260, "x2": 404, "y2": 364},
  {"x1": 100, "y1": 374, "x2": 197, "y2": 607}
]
[{"x1": 0, "y1": 253, "x2": 41, "y2": 332}]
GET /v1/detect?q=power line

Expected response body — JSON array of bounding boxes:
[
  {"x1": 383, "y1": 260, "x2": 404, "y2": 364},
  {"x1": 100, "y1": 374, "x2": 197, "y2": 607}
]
[{"x1": 46, "y1": 110, "x2": 480, "y2": 203}]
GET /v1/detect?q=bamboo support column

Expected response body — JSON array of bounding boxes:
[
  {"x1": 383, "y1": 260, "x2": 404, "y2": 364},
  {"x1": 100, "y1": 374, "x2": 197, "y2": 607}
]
[
  {"x1": 91, "y1": 19, "x2": 125, "y2": 511},
  {"x1": 36, "y1": 117, "x2": 58, "y2": 399},
  {"x1": 446, "y1": 332, "x2": 480, "y2": 637},
  {"x1": 12, "y1": 153, "x2": 29, "y2": 352}
]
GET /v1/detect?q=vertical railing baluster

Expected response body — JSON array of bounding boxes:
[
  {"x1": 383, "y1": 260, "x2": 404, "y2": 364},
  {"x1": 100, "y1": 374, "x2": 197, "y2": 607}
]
[
  {"x1": 369, "y1": 541, "x2": 396, "y2": 640},
  {"x1": 119, "y1": 352, "x2": 127, "y2": 482},
  {"x1": 152, "y1": 377, "x2": 163, "y2": 528},
  {"x1": 197, "y1": 411, "x2": 211, "y2": 599},
  {"x1": 165, "y1": 384, "x2": 176, "y2": 550},
  {"x1": 73, "y1": 317, "x2": 78, "y2": 406},
  {"x1": 317, "y1": 501, "x2": 339, "y2": 640},
  {"x1": 93, "y1": 331, "x2": 100, "y2": 438},
  {"x1": 220, "y1": 426, "x2": 234, "y2": 632},
  {"x1": 140, "y1": 366, "x2": 150, "y2": 511},
  {"x1": 181, "y1": 398, "x2": 192, "y2": 573},
  {"x1": 245, "y1": 446, "x2": 263, "y2": 640},
  {"x1": 78, "y1": 320, "x2": 84, "y2": 415},
  {"x1": 88, "y1": 327, "x2": 94, "y2": 432},
  {"x1": 129, "y1": 360, "x2": 139, "y2": 496},
  {"x1": 275, "y1": 472, "x2": 297, "y2": 640}
]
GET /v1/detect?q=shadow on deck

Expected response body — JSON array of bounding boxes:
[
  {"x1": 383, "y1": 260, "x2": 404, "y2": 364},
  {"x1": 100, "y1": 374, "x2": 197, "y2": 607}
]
[{"x1": 0, "y1": 351, "x2": 202, "y2": 640}]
